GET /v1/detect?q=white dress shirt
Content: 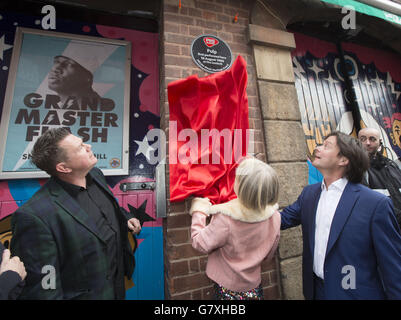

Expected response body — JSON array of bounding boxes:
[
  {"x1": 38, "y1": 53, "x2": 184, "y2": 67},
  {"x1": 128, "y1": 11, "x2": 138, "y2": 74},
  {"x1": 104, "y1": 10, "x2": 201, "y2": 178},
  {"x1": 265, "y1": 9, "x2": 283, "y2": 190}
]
[{"x1": 313, "y1": 177, "x2": 348, "y2": 279}]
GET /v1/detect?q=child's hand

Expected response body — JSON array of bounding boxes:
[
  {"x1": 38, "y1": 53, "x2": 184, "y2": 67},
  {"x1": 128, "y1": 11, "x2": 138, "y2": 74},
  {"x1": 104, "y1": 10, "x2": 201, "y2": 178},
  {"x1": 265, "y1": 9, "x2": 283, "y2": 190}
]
[{"x1": 189, "y1": 197, "x2": 212, "y2": 216}]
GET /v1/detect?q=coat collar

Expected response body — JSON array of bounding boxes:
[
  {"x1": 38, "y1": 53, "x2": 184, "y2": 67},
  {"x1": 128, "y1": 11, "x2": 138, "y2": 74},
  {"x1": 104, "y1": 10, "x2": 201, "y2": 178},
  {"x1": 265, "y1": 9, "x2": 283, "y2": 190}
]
[
  {"x1": 47, "y1": 170, "x2": 111, "y2": 244},
  {"x1": 48, "y1": 169, "x2": 110, "y2": 197},
  {"x1": 320, "y1": 177, "x2": 348, "y2": 192},
  {"x1": 208, "y1": 198, "x2": 278, "y2": 223}
]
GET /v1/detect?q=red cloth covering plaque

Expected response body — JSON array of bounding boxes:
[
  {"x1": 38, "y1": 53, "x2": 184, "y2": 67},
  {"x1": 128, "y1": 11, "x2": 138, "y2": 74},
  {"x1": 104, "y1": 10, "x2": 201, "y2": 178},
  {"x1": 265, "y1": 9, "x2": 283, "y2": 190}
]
[{"x1": 168, "y1": 55, "x2": 249, "y2": 204}]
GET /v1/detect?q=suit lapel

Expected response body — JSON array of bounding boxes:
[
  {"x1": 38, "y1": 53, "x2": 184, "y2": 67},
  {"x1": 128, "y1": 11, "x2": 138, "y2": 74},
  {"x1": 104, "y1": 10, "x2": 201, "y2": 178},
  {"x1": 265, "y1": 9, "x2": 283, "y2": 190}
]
[
  {"x1": 308, "y1": 184, "x2": 322, "y2": 256},
  {"x1": 48, "y1": 178, "x2": 107, "y2": 245},
  {"x1": 325, "y1": 182, "x2": 360, "y2": 258}
]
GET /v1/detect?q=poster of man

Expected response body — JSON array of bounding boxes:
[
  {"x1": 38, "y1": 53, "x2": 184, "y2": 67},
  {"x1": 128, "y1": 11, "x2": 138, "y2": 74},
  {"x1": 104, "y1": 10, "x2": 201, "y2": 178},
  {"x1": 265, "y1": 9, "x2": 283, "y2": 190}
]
[
  {"x1": 0, "y1": 27, "x2": 131, "y2": 179},
  {"x1": 48, "y1": 55, "x2": 102, "y2": 105}
]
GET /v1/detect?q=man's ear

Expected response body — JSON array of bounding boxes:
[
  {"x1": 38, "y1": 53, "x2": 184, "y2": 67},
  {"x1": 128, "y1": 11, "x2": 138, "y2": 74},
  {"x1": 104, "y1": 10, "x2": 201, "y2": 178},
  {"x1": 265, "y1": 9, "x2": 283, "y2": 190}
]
[
  {"x1": 339, "y1": 156, "x2": 349, "y2": 167},
  {"x1": 55, "y1": 162, "x2": 72, "y2": 174}
]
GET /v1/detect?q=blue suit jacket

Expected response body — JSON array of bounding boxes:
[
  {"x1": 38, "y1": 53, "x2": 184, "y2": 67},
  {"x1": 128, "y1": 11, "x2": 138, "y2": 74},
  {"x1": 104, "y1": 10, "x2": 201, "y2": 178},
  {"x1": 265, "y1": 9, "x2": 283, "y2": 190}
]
[{"x1": 281, "y1": 182, "x2": 401, "y2": 300}]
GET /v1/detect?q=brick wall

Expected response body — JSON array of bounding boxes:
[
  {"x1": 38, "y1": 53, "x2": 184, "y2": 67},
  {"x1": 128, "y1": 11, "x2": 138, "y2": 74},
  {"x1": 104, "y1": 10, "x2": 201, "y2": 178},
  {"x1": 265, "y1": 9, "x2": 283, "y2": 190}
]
[{"x1": 161, "y1": 0, "x2": 281, "y2": 300}]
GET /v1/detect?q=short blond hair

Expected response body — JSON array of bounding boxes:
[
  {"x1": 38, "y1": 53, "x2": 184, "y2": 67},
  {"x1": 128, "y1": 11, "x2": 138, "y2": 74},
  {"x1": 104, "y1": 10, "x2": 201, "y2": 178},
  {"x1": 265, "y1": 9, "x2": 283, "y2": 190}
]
[{"x1": 235, "y1": 157, "x2": 279, "y2": 211}]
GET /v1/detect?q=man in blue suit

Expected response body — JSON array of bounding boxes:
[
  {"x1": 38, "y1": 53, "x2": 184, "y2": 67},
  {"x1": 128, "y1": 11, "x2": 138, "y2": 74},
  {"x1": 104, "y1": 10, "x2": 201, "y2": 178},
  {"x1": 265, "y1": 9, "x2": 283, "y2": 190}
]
[{"x1": 281, "y1": 131, "x2": 401, "y2": 299}]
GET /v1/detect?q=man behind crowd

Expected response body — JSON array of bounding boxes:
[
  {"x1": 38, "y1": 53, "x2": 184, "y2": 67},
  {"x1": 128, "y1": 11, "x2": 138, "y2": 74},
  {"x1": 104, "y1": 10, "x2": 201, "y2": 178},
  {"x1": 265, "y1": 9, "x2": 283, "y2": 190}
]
[
  {"x1": 11, "y1": 128, "x2": 141, "y2": 299},
  {"x1": 358, "y1": 128, "x2": 401, "y2": 227}
]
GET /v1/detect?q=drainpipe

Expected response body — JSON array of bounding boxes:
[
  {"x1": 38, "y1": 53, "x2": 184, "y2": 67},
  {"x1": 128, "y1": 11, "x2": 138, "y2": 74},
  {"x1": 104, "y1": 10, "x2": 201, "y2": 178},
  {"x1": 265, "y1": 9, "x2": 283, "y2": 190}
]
[{"x1": 336, "y1": 42, "x2": 362, "y2": 133}]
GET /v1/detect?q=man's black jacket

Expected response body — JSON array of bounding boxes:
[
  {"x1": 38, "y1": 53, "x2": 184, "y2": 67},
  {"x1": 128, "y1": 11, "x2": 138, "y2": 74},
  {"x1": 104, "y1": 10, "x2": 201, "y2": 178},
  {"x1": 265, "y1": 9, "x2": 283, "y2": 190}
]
[{"x1": 365, "y1": 153, "x2": 401, "y2": 227}]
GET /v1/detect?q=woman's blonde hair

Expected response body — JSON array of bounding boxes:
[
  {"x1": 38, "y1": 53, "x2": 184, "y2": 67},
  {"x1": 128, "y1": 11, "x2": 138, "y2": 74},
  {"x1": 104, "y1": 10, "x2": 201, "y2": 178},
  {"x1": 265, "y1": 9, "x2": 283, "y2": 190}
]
[{"x1": 235, "y1": 157, "x2": 279, "y2": 211}]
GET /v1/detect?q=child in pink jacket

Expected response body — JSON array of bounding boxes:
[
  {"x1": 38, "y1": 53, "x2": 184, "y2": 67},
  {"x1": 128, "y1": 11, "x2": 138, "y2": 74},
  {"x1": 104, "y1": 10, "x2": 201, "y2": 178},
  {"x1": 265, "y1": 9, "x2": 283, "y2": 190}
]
[{"x1": 190, "y1": 157, "x2": 281, "y2": 300}]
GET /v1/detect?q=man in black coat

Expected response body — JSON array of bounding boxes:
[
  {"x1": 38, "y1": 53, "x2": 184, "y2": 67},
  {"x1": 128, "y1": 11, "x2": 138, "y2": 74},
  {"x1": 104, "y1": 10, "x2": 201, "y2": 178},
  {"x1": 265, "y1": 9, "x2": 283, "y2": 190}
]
[
  {"x1": 358, "y1": 127, "x2": 401, "y2": 227},
  {"x1": 0, "y1": 241, "x2": 26, "y2": 300},
  {"x1": 11, "y1": 128, "x2": 141, "y2": 299}
]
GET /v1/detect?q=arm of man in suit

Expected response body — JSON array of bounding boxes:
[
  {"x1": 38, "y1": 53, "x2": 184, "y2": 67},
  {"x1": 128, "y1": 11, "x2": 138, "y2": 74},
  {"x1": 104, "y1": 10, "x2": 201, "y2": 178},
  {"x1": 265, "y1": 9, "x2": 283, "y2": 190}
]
[
  {"x1": 11, "y1": 211, "x2": 63, "y2": 299},
  {"x1": 280, "y1": 189, "x2": 304, "y2": 230},
  {"x1": 371, "y1": 197, "x2": 401, "y2": 299}
]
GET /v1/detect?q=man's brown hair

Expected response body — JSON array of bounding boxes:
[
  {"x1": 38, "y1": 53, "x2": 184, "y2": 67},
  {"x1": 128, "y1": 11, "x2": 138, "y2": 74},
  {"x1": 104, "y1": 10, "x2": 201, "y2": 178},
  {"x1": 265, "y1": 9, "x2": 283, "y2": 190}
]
[
  {"x1": 325, "y1": 131, "x2": 370, "y2": 183},
  {"x1": 30, "y1": 128, "x2": 70, "y2": 176}
]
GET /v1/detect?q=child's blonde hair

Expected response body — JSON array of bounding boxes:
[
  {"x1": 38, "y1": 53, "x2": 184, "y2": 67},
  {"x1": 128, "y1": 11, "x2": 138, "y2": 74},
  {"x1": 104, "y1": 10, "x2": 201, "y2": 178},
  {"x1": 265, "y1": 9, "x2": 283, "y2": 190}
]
[{"x1": 235, "y1": 157, "x2": 279, "y2": 211}]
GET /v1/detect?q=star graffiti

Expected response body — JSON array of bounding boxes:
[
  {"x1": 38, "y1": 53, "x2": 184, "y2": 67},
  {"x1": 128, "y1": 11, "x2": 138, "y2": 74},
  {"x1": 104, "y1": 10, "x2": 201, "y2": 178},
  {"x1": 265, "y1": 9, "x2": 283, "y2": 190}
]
[
  {"x1": 292, "y1": 56, "x2": 306, "y2": 79},
  {"x1": 386, "y1": 72, "x2": 401, "y2": 101},
  {"x1": 127, "y1": 199, "x2": 155, "y2": 227},
  {"x1": 309, "y1": 60, "x2": 325, "y2": 78},
  {"x1": 0, "y1": 35, "x2": 12, "y2": 61},
  {"x1": 325, "y1": 72, "x2": 340, "y2": 87},
  {"x1": 134, "y1": 135, "x2": 155, "y2": 161},
  {"x1": 370, "y1": 72, "x2": 385, "y2": 86}
]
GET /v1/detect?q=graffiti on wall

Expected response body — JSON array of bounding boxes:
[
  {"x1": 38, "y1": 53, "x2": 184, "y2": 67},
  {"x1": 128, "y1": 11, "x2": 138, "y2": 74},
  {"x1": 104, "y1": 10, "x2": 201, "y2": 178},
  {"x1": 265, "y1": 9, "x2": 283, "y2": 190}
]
[{"x1": 292, "y1": 32, "x2": 401, "y2": 164}]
